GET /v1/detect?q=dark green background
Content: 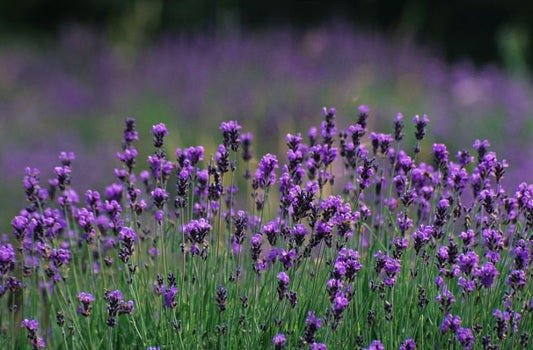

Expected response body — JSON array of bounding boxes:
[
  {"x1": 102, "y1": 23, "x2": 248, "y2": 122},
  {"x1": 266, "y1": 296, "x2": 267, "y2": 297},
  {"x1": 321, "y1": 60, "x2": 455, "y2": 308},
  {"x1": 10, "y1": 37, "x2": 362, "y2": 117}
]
[{"x1": 1, "y1": 0, "x2": 532, "y2": 68}]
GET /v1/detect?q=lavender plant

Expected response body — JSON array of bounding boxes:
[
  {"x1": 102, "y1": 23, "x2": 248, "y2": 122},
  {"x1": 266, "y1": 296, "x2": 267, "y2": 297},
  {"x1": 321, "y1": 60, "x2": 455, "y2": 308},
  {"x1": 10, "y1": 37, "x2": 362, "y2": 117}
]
[{"x1": 1, "y1": 106, "x2": 533, "y2": 349}]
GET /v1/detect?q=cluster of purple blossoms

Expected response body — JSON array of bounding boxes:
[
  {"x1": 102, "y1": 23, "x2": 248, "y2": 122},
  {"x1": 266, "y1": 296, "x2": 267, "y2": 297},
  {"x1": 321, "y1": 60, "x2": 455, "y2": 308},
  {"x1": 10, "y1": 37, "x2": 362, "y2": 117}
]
[
  {"x1": 5, "y1": 103, "x2": 533, "y2": 349},
  {"x1": 399, "y1": 339, "x2": 416, "y2": 350},
  {"x1": 21, "y1": 319, "x2": 46, "y2": 349},
  {"x1": 273, "y1": 333, "x2": 287, "y2": 349},
  {"x1": 118, "y1": 227, "x2": 137, "y2": 263},
  {"x1": 77, "y1": 292, "x2": 96, "y2": 316},
  {"x1": 300, "y1": 311, "x2": 324, "y2": 346},
  {"x1": 104, "y1": 289, "x2": 134, "y2": 327},
  {"x1": 151, "y1": 123, "x2": 168, "y2": 148},
  {"x1": 253, "y1": 154, "x2": 279, "y2": 190},
  {"x1": 220, "y1": 120, "x2": 242, "y2": 151},
  {"x1": 364, "y1": 340, "x2": 384, "y2": 350},
  {"x1": 184, "y1": 218, "x2": 212, "y2": 256},
  {"x1": 374, "y1": 251, "x2": 401, "y2": 288},
  {"x1": 0, "y1": 243, "x2": 16, "y2": 275}
]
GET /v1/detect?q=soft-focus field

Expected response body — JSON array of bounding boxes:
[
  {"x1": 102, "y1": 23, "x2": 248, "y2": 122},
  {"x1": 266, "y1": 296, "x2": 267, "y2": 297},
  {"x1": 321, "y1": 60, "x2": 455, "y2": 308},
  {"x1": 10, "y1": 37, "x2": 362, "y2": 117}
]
[
  {"x1": 1, "y1": 106, "x2": 533, "y2": 349},
  {"x1": 1, "y1": 25, "x2": 533, "y2": 226}
]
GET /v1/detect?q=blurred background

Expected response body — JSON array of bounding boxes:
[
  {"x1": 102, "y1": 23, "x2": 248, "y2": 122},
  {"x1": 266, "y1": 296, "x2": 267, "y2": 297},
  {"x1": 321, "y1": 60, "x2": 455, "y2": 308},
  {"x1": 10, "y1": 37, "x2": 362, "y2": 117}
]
[{"x1": 1, "y1": 0, "x2": 533, "y2": 226}]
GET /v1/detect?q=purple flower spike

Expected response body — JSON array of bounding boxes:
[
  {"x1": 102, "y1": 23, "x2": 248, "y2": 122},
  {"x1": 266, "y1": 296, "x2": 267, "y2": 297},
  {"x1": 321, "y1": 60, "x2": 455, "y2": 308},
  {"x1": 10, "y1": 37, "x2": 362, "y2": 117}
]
[
  {"x1": 164, "y1": 286, "x2": 178, "y2": 309},
  {"x1": 21, "y1": 319, "x2": 39, "y2": 331},
  {"x1": 432, "y1": 143, "x2": 449, "y2": 168},
  {"x1": 413, "y1": 114, "x2": 430, "y2": 143},
  {"x1": 253, "y1": 154, "x2": 278, "y2": 189},
  {"x1": 151, "y1": 123, "x2": 168, "y2": 148},
  {"x1": 399, "y1": 338, "x2": 416, "y2": 350},
  {"x1": 456, "y1": 327, "x2": 474, "y2": 349},
  {"x1": 277, "y1": 271, "x2": 290, "y2": 300},
  {"x1": 0, "y1": 243, "x2": 16, "y2": 273},
  {"x1": 364, "y1": 340, "x2": 384, "y2": 350},
  {"x1": 273, "y1": 333, "x2": 287, "y2": 349},
  {"x1": 220, "y1": 120, "x2": 242, "y2": 151},
  {"x1": 21, "y1": 319, "x2": 45, "y2": 349},
  {"x1": 77, "y1": 292, "x2": 96, "y2": 317}
]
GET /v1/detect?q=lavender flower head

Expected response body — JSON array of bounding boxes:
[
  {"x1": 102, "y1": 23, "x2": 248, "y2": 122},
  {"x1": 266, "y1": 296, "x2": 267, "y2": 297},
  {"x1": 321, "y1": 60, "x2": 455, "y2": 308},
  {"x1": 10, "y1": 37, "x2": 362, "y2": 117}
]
[
  {"x1": 432, "y1": 143, "x2": 449, "y2": 168},
  {"x1": 273, "y1": 333, "x2": 287, "y2": 349},
  {"x1": 21, "y1": 319, "x2": 45, "y2": 349},
  {"x1": 357, "y1": 105, "x2": 370, "y2": 129},
  {"x1": 220, "y1": 120, "x2": 242, "y2": 151},
  {"x1": 364, "y1": 340, "x2": 384, "y2": 350},
  {"x1": 185, "y1": 218, "x2": 212, "y2": 244},
  {"x1": 151, "y1": 123, "x2": 168, "y2": 148},
  {"x1": 254, "y1": 154, "x2": 278, "y2": 189},
  {"x1": 277, "y1": 271, "x2": 290, "y2": 300},
  {"x1": 394, "y1": 113, "x2": 404, "y2": 141},
  {"x1": 399, "y1": 339, "x2": 416, "y2": 350},
  {"x1": 77, "y1": 292, "x2": 96, "y2": 316}
]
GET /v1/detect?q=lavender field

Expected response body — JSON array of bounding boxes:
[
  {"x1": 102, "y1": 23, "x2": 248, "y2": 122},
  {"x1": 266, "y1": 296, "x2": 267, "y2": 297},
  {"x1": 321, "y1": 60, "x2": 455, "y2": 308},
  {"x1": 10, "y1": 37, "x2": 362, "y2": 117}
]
[
  {"x1": 1, "y1": 25, "x2": 533, "y2": 225},
  {"x1": 1, "y1": 25, "x2": 533, "y2": 349}
]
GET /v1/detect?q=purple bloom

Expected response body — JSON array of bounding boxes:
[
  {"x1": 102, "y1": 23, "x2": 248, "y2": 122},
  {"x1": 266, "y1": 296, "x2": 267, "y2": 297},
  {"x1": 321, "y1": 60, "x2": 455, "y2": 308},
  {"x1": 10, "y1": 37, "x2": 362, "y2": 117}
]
[
  {"x1": 474, "y1": 261, "x2": 499, "y2": 288},
  {"x1": 151, "y1": 187, "x2": 169, "y2": 209},
  {"x1": 456, "y1": 327, "x2": 474, "y2": 349},
  {"x1": 220, "y1": 120, "x2": 242, "y2": 151},
  {"x1": 473, "y1": 139, "x2": 490, "y2": 160},
  {"x1": 262, "y1": 220, "x2": 280, "y2": 246},
  {"x1": 240, "y1": 132, "x2": 254, "y2": 163},
  {"x1": 184, "y1": 218, "x2": 212, "y2": 244},
  {"x1": 304, "y1": 311, "x2": 324, "y2": 346},
  {"x1": 413, "y1": 114, "x2": 430, "y2": 142},
  {"x1": 375, "y1": 250, "x2": 401, "y2": 287},
  {"x1": 482, "y1": 229, "x2": 504, "y2": 256},
  {"x1": 432, "y1": 143, "x2": 449, "y2": 168},
  {"x1": 440, "y1": 314, "x2": 461, "y2": 334},
  {"x1": 394, "y1": 113, "x2": 404, "y2": 141},
  {"x1": 164, "y1": 286, "x2": 178, "y2": 309},
  {"x1": 0, "y1": 243, "x2": 16, "y2": 274},
  {"x1": 458, "y1": 229, "x2": 476, "y2": 248},
  {"x1": 333, "y1": 293, "x2": 349, "y2": 311},
  {"x1": 399, "y1": 339, "x2": 416, "y2": 350},
  {"x1": 277, "y1": 271, "x2": 290, "y2": 300},
  {"x1": 369, "y1": 132, "x2": 394, "y2": 155},
  {"x1": 21, "y1": 319, "x2": 39, "y2": 331},
  {"x1": 21, "y1": 318, "x2": 45, "y2": 349},
  {"x1": 151, "y1": 123, "x2": 168, "y2": 148},
  {"x1": 277, "y1": 271, "x2": 290, "y2": 284},
  {"x1": 412, "y1": 225, "x2": 432, "y2": 254},
  {"x1": 108, "y1": 290, "x2": 124, "y2": 301},
  {"x1": 105, "y1": 289, "x2": 134, "y2": 327},
  {"x1": 184, "y1": 145, "x2": 204, "y2": 166},
  {"x1": 77, "y1": 292, "x2": 96, "y2": 317},
  {"x1": 458, "y1": 251, "x2": 479, "y2": 275},
  {"x1": 289, "y1": 223, "x2": 308, "y2": 246},
  {"x1": 253, "y1": 154, "x2": 278, "y2": 189},
  {"x1": 357, "y1": 105, "x2": 370, "y2": 129},
  {"x1": 272, "y1": 333, "x2": 287, "y2": 349},
  {"x1": 119, "y1": 227, "x2": 137, "y2": 242},
  {"x1": 456, "y1": 150, "x2": 474, "y2": 167},
  {"x1": 123, "y1": 118, "x2": 138, "y2": 143},
  {"x1": 278, "y1": 249, "x2": 296, "y2": 269},
  {"x1": 364, "y1": 340, "x2": 384, "y2": 350},
  {"x1": 458, "y1": 277, "x2": 476, "y2": 294},
  {"x1": 506, "y1": 269, "x2": 526, "y2": 290},
  {"x1": 320, "y1": 107, "x2": 337, "y2": 146},
  {"x1": 50, "y1": 248, "x2": 71, "y2": 266}
]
